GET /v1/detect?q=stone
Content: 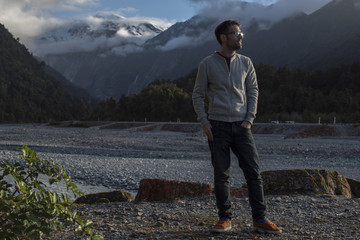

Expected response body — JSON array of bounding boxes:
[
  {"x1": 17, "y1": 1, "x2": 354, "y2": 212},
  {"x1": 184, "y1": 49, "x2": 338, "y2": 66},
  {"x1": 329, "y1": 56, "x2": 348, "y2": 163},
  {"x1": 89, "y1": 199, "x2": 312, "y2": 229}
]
[
  {"x1": 95, "y1": 198, "x2": 111, "y2": 204},
  {"x1": 75, "y1": 190, "x2": 135, "y2": 204},
  {"x1": 135, "y1": 178, "x2": 214, "y2": 202},
  {"x1": 261, "y1": 169, "x2": 352, "y2": 198},
  {"x1": 230, "y1": 186, "x2": 248, "y2": 198},
  {"x1": 346, "y1": 177, "x2": 360, "y2": 198}
]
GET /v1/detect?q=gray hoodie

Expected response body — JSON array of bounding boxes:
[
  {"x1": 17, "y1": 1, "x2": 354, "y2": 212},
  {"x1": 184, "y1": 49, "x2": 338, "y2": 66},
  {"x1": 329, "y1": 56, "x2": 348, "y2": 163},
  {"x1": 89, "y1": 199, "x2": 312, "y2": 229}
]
[{"x1": 192, "y1": 52, "x2": 258, "y2": 126}]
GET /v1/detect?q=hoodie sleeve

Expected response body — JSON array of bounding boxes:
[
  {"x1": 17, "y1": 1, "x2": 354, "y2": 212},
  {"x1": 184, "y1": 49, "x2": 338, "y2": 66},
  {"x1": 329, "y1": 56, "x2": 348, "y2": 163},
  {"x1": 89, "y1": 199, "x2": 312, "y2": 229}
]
[
  {"x1": 192, "y1": 60, "x2": 210, "y2": 126},
  {"x1": 244, "y1": 59, "x2": 259, "y2": 124}
]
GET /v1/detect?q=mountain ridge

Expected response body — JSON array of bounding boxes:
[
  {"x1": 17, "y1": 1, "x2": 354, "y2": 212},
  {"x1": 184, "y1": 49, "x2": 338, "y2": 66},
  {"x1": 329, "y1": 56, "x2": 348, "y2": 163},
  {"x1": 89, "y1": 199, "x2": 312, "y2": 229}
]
[{"x1": 243, "y1": 0, "x2": 360, "y2": 69}]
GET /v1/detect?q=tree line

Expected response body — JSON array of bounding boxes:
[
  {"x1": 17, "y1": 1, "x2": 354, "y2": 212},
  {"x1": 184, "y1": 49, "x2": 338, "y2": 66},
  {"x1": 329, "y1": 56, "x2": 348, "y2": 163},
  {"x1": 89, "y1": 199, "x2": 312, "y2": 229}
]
[
  {"x1": 91, "y1": 75, "x2": 197, "y2": 122},
  {"x1": 91, "y1": 59, "x2": 360, "y2": 124}
]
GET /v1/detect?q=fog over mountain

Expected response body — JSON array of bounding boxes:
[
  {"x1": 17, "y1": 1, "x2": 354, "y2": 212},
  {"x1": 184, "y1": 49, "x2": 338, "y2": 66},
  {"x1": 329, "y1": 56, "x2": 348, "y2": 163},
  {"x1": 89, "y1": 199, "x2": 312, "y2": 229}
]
[
  {"x1": 0, "y1": 0, "x2": 334, "y2": 58},
  {"x1": 31, "y1": 0, "x2": 332, "y2": 57},
  {"x1": 33, "y1": 12, "x2": 169, "y2": 57}
]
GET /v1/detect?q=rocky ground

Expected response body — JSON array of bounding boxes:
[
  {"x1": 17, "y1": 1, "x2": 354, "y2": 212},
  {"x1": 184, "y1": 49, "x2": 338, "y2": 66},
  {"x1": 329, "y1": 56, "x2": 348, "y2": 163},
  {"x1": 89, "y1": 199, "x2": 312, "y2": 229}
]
[
  {"x1": 1, "y1": 122, "x2": 359, "y2": 239},
  {"x1": 47, "y1": 194, "x2": 360, "y2": 239}
]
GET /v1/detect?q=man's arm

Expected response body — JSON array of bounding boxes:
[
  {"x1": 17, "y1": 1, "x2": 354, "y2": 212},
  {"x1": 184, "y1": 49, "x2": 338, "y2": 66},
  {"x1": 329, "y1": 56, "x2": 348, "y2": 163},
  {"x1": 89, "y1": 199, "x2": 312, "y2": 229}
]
[
  {"x1": 192, "y1": 61, "x2": 213, "y2": 140},
  {"x1": 192, "y1": 61, "x2": 210, "y2": 127},
  {"x1": 244, "y1": 59, "x2": 259, "y2": 124}
]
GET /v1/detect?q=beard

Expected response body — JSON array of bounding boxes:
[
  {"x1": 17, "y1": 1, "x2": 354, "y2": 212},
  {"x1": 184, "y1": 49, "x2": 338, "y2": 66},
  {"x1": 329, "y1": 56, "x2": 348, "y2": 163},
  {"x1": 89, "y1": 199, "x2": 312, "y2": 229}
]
[
  {"x1": 230, "y1": 43, "x2": 241, "y2": 51},
  {"x1": 226, "y1": 38, "x2": 242, "y2": 51},
  {"x1": 233, "y1": 44, "x2": 241, "y2": 50}
]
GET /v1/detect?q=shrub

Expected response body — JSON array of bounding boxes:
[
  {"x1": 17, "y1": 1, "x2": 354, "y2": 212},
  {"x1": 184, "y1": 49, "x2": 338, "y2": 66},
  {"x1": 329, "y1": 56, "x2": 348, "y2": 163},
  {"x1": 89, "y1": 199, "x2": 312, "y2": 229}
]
[{"x1": 0, "y1": 145, "x2": 103, "y2": 240}]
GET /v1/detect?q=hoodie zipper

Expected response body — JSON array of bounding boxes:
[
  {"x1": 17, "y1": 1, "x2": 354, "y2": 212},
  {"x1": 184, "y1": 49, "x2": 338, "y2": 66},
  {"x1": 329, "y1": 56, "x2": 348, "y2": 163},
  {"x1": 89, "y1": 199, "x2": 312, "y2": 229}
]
[
  {"x1": 218, "y1": 53, "x2": 234, "y2": 122},
  {"x1": 228, "y1": 60, "x2": 233, "y2": 122}
]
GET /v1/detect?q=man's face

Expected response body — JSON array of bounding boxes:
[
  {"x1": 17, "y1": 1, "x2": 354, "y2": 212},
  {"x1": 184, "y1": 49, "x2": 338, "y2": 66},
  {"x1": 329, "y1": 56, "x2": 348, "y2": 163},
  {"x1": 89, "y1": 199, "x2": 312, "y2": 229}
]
[{"x1": 223, "y1": 25, "x2": 243, "y2": 50}]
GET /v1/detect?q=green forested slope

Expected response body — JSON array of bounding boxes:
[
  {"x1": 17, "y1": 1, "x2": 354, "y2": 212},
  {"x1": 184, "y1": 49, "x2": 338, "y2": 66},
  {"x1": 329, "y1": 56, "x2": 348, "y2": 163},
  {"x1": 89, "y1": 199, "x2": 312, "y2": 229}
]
[{"x1": 0, "y1": 23, "x2": 88, "y2": 123}]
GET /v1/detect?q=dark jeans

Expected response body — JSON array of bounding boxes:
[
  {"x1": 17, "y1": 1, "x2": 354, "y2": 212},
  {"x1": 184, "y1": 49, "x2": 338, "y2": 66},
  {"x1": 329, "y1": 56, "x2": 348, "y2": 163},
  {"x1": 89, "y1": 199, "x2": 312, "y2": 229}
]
[{"x1": 208, "y1": 120, "x2": 266, "y2": 221}]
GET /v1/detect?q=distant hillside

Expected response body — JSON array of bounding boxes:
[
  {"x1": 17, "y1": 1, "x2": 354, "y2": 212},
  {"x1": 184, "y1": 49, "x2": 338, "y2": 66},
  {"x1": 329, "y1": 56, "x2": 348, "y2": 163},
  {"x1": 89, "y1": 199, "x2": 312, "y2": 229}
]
[
  {"x1": 42, "y1": 63, "x2": 99, "y2": 108},
  {"x1": 243, "y1": 0, "x2": 360, "y2": 70},
  {"x1": 0, "y1": 23, "x2": 89, "y2": 123}
]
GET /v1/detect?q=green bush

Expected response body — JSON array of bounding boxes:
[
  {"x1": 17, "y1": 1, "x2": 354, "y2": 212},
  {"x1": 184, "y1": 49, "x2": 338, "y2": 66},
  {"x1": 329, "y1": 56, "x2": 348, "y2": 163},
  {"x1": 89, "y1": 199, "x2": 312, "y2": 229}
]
[{"x1": 0, "y1": 145, "x2": 103, "y2": 240}]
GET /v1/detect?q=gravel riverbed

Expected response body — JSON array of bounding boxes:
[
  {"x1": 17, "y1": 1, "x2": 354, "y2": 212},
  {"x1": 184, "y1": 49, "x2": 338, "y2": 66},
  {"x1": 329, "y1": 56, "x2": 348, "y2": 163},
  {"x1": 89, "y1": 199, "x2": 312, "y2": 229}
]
[
  {"x1": 1, "y1": 123, "x2": 359, "y2": 193},
  {"x1": 1, "y1": 123, "x2": 359, "y2": 239}
]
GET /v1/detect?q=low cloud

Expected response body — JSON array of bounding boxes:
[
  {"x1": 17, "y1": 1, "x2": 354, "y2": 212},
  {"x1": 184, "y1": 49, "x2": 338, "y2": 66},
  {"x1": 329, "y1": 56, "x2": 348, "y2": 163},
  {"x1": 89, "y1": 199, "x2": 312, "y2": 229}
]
[
  {"x1": 159, "y1": 35, "x2": 199, "y2": 51},
  {"x1": 102, "y1": 44, "x2": 143, "y2": 57},
  {"x1": 35, "y1": 33, "x2": 146, "y2": 57},
  {"x1": 157, "y1": 28, "x2": 212, "y2": 51}
]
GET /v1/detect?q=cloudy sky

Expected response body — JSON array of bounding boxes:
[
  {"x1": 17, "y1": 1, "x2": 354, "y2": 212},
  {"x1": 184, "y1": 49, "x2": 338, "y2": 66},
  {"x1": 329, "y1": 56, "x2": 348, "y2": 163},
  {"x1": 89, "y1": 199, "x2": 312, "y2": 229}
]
[{"x1": 0, "y1": 0, "x2": 331, "y2": 53}]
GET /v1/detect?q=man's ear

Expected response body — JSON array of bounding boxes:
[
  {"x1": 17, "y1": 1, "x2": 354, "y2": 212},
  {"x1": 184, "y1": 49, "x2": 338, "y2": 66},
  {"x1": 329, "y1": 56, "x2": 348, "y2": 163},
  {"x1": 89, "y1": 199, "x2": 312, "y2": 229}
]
[{"x1": 220, "y1": 34, "x2": 227, "y2": 44}]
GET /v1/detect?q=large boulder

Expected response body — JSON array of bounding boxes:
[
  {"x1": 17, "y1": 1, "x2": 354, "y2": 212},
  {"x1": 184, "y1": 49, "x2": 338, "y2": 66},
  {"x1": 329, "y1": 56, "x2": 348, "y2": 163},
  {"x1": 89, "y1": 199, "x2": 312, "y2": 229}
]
[
  {"x1": 135, "y1": 178, "x2": 248, "y2": 202},
  {"x1": 346, "y1": 177, "x2": 360, "y2": 198},
  {"x1": 135, "y1": 178, "x2": 214, "y2": 202},
  {"x1": 75, "y1": 190, "x2": 135, "y2": 204},
  {"x1": 261, "y1": 169, "x2": 352, "y2": 198}
]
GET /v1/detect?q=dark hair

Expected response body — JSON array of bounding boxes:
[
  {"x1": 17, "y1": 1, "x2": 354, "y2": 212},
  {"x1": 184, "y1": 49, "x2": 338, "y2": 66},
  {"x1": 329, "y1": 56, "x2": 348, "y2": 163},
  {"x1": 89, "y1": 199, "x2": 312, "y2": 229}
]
[{"x1": 214, "y1": 20, "x2": 241, "y2": 45}]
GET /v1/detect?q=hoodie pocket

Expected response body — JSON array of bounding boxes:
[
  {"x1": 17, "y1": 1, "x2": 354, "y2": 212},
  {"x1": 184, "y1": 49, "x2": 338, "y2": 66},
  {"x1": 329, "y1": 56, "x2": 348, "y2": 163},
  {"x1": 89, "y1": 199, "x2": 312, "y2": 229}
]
[
  {"x1": 234, "y1": 90, "x2": 246, "y2": 112},
  {"x1": 209, "y1": 95, "x2": 227, "y2": 115}
]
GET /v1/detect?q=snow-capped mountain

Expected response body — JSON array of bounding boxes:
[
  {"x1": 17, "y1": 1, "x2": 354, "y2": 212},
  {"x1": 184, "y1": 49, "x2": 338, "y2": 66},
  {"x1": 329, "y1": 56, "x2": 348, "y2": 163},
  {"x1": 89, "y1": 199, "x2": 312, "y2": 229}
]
[
  {"x1": 41, "y1": 13, "x2": 164, "y2": 41},
  {"x1": 143, "y1": 16, "x2": 218, "y2": 50},
  {"x1": 35, "y1": 13, "x2": 166, "y2": 56}
]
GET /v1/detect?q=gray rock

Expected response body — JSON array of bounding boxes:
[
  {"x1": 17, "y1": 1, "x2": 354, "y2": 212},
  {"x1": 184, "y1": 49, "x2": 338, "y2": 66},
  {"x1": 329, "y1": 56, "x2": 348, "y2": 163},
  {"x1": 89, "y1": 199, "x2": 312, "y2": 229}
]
[{"x1": 75, "y1": 190, "x2": 134, "y2": 204}]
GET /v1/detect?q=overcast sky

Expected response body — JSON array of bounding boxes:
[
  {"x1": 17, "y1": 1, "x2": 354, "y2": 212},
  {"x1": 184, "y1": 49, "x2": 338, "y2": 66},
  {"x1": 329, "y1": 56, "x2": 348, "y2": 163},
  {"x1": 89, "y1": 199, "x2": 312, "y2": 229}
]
[{"x1": 0, "y1": 0, "x2": 331, "y2": 52}]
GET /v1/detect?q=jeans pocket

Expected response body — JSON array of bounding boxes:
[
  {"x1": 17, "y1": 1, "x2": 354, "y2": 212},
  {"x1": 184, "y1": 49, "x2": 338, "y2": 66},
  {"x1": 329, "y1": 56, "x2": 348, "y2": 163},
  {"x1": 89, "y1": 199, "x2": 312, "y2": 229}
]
[
  {"x1": 209, "y1": 120, "x2": 221, "y2": 128},
  {"x1": 234, "y1": 121, "x2": 243, "y2": 127}
]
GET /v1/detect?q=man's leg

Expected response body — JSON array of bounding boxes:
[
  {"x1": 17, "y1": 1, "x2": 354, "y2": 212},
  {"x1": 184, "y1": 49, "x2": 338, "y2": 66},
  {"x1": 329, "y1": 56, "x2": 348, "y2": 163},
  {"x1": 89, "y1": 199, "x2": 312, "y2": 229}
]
[
  {"x1": 208, "y1": 120, "x2": 232, "y2": 220},
  {"x1": 231, "y1": 122, "x2": 282, "y2": 234},
  {"x1": 231, "y1": 123, "x2": 266, "y2": 221}
]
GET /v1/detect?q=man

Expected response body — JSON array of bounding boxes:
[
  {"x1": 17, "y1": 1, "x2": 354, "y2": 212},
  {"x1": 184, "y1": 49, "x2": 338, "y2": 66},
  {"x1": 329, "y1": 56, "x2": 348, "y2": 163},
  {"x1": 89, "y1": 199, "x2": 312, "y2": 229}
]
[{"x1": 192, "y1": 20, "x2": 281, "y2": 234}]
